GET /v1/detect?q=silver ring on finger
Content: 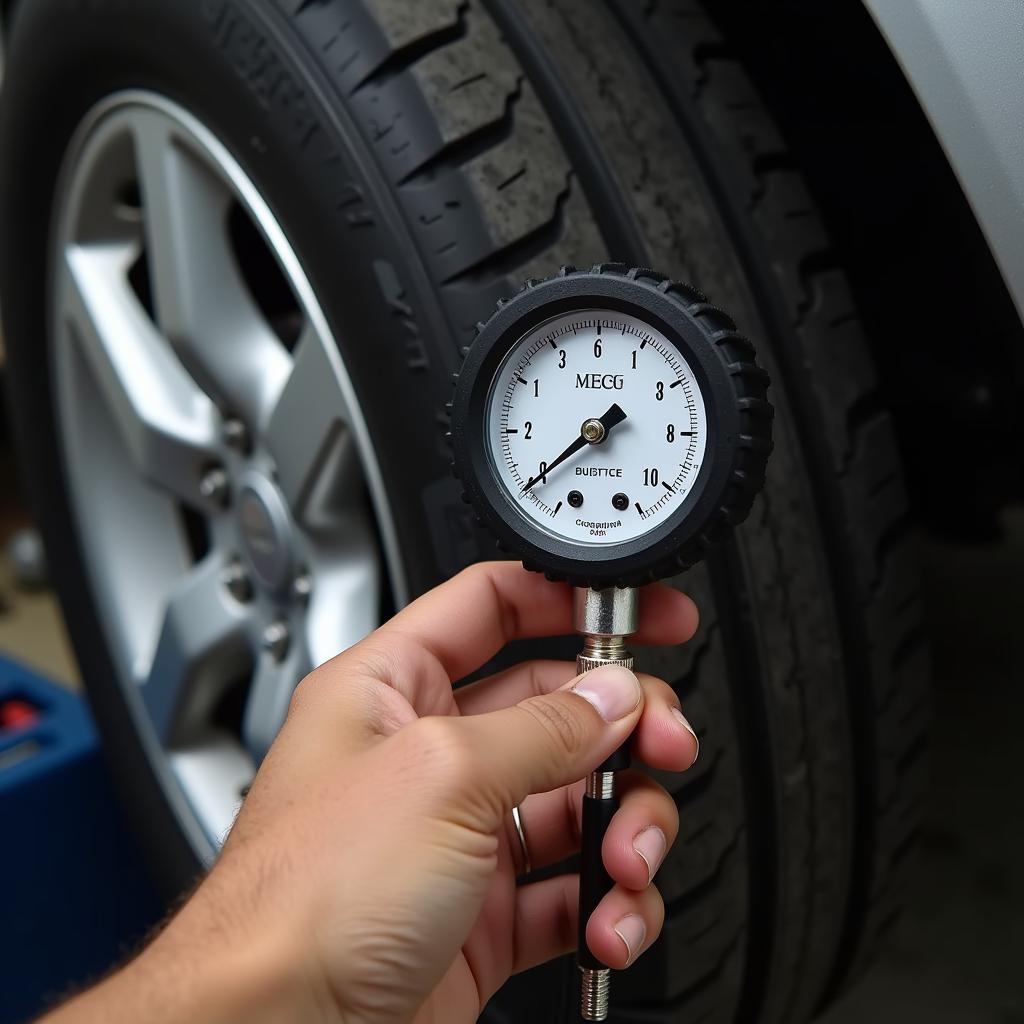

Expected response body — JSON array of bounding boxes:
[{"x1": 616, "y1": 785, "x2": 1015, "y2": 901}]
[{"x1": 511, "y1": 803, "x2": 532, "y2": 876}]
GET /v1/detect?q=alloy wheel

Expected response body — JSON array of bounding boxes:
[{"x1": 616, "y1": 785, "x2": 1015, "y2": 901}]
[{"x1": 50, "y1": 91, "x2": 406, "y2": 859}]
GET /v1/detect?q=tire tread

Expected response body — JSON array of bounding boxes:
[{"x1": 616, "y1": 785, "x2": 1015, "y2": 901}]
[{"x1": 284, "y1": 0, "x2": 928, "y2": 1017}]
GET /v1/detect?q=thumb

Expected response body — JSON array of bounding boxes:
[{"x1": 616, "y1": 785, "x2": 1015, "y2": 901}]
[{"x1": 458, "y1": 664, "x2": 643, "y2": 812}]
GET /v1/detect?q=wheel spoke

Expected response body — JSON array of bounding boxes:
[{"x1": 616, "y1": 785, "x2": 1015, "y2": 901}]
[
  {"x1": 242, "y1": 638, "x2": 311, "y2": 765},
  {"x1": 61, "y1": 244, "x2": 221, "y2": 507},
  {"x1": 140, "y1": 556, "x2": 251, "y2": 743},
  {"x1": 170, "y1": 738, "x2": 257, "y2": 852},
  {"x1": 305, "y1": 527, "x2": 382, "y2": 671},
  {"x1": 241, "y1": 530, "x2": 380, "y2": 762},
  {"x1": 265, "y1": 324, "x2": 355, "y2": 521},
  {"x1": 130, "y1": 110, "x2": 291, "y2": 427}
]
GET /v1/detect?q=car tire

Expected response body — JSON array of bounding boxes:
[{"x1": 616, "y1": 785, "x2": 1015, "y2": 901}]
[{"x1": 0, "y1": 1, "x2": 929, "y2": 1021}]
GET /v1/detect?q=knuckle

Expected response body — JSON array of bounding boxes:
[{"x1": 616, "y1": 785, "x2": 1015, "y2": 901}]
[
  {"x1": 456, "y1": 561, "x2": 497, "y2": 596},
  {"x1": 637, "y1": 673, "x2": 674, "y2": 703},
  {"x1": 650, "y1": 884, "x2": 666, "y2": 931},
  {"x1": 629, "y1": 777, "x2": 679, "y2": 837},
  {"x1": 345, "y1": 635, "x2": 404, "y2": 686},
  {"x1": 405, "y1": 716, "x2": 478, "y2": 785},
  {"x1": 642, "y1": 774, "x2": 676, "y2": 809},
  {"x1": 666, "y1": 795, "x2": 680, "y2": 837},
  {"x1": 460, "y1": 560, "x2": 493, "y2": 583},
  {"x1": 520, "y1": 694, "x2": 588, "y2": 760},
  {"x1": 286, "y1": 664, "x2": 325, "y2": 717}
]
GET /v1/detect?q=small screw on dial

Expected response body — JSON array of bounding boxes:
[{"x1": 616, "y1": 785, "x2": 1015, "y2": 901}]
[
  {"x1": 568, "y1": 490, "x2": 584, "y2": 508},
  {"x1": 612, "y1": 493, "x2": 629, "y2": 512}
]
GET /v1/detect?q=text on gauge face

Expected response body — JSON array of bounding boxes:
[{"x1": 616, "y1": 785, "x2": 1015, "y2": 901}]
[
  {"x1": 486, "y1": 309, "x2": 708, "y2": 546},
  {"x1": 575, "y1": 373, "x2": 625, "y2": 390}
]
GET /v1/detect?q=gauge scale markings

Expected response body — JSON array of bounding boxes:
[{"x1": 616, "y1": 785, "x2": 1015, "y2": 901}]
[{"x1": 490, "y1": 309, "x2": 709, "y2": 545}]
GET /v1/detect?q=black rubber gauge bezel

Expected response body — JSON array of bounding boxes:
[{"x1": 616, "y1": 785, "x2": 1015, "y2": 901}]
[{"x1": 450, "y1": 265, "x2": 773, "y2": 588}]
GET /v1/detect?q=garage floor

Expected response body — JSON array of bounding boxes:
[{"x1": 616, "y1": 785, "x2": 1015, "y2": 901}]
[
  {"x1": 821, "y1": 509, "x2": 1024, "y2": 1023},
  {"x1": 0, "y1": 424, "x2": 1020, "y2": 1019}
]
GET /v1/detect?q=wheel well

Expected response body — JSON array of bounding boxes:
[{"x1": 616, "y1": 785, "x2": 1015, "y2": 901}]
[{"x1": 706, "y1": 0, "x2": 1024, "y2": 539}]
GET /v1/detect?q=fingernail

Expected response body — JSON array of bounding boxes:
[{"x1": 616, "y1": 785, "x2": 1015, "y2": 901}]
[
  {"x1": 671, "y1": 706, "x2": 700, "y2": 767},
  {"x1": 613, "y1": 913, "x2": 647, "y2": 965},
  {"x1": 573, "y1": 665, "x2": 641, "y2": 722},
  {"x1": 633, "y1": 826, "x2": 667, "y2": 884}
]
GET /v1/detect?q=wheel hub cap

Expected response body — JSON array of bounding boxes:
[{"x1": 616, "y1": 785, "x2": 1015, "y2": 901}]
[{"x1": 237, "y1": 471, "x2": 295, "y2": 593}]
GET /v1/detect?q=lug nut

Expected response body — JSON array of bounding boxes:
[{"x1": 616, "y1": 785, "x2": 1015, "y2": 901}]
[
  {"x1": 222, "y1": 562, "x2": 253, "y2": 603},
  {"x1": 261, "y1": 620, "x2": 291, "y2": 662},
  {"x1": 199, "y1": 467, "x2": 230, "y2": 506},
  {"x1": 223, "y1": 418, "x2": 249, "y2": 452},
  {"x1": 292, "y1": 572, "x2": 313, "y2": 603}
]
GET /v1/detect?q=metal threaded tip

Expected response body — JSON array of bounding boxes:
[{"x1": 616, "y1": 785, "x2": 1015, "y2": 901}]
[
  {"x1": 580, "y1": 966, "x2": 611, "y2": 1020},
  {"x1": 578, "y1": 635, "x2": 632, "y2": 679},
  {"x1": 577, "y1": 653, "x2": 632, "y2": 675},
  {"x1": 582, "y1": 634, "x2": 629, "y2": 661},
  {"x1": 586, "y1": 770, "x2": 616, "y2": 800}
]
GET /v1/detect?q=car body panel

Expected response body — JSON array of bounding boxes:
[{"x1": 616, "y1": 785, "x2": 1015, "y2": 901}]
[{"x1": 864, "y1": 0, "x2": 1024, "y2": 325}]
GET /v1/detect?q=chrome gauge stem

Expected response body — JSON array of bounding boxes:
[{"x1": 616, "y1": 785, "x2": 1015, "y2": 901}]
[{"x1": 574, "y1": 586, "x2": 639, "y2": 1021}]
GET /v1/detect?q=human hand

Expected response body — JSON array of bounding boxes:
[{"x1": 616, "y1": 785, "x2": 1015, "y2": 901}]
[{"x1": 54, "y1": 562, "x2": 699, "y2": 1024}]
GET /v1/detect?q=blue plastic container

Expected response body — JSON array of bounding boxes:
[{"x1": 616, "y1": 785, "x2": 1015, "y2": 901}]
[{"x1": 0, "y1": 655, "x2": 164, "y2": 1023}]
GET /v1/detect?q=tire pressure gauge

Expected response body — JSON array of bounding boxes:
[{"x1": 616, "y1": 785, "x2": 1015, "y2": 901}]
[{"x1": 449, "y1": 264, "x2": 773, "y2": 1020}]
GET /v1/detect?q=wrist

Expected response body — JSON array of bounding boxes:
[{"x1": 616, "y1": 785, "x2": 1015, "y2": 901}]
[
  {"x1": 53, "y1": 911, "x2": 338, "y2": 1024},
  {"x1": 151, "y1": 928, "x2": 329, "y2": 1024},
  {"x1": 158, "y1": 908, "x2": 338, "y2": 1024}
]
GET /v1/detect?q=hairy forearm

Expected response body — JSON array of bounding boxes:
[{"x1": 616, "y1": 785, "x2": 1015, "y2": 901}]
[{"x1": 39, "y1": 892, "x2": 334, "y2": 1024}]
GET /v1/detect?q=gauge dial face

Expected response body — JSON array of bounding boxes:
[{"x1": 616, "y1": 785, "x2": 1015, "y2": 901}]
[{"x1": 485, "y1": 309, "x2": 709, "y2": 546}]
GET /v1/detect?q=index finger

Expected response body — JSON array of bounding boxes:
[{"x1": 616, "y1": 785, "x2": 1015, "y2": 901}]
[{"x1": 379, "y1": 561, "x2": 698, "y2": 681}]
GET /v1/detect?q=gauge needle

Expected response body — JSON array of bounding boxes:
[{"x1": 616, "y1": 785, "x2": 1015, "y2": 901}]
[{"x1": 521, "y1": 402, "x2": 627, "y2": 493}]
